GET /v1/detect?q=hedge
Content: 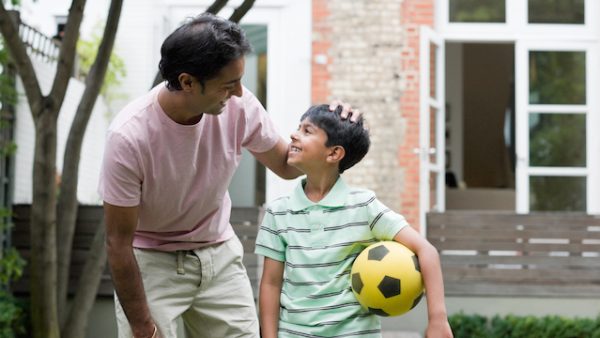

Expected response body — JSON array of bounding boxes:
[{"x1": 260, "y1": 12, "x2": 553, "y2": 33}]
[{"x1": 449, "y1": 313, "x2": 600, "y2": 338}]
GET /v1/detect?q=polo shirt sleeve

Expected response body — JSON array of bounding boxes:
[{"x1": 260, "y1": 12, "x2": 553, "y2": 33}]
[
  {"x1": 254, "y1": 208, "x2": 286, "y2": 262},
  {"x1": 240, "y1": 90, "x2": 280, "y2": 153},
  {"x1": 98, "y1": 131, "x2": 142, "y2": 207},
  {"x1": 366, "y1": 195, "x2": 409, "y2": 240}
]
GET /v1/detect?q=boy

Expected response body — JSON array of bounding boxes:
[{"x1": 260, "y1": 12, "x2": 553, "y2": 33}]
[{"x1": 255, "y1": 105, "x2": 453, "y2": 337}]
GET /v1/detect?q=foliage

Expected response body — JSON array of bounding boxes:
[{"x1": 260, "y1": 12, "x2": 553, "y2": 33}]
[
  {"x1": 0, "y1": 209, "x2": 27, "y2": 338},
  {"x1": 0, "y1": 40, "x2": 26, "y2": 338},
  {"x1": 448, "y1": 313, "x2": 489, "y2": 338},
  {"x1": 77, "y1": 23, "x2": 127, "y2": 116},
  {"x1": 449, "y1": 312, "x2": 600, "y2": 338},
  {"x1": 529, "y1": 51, "x2": 586, "y2": 105},
  {"x1": 0, "y1": 40, "x2": 17, "y2": 158},
  {"x1": 0, "y1": 291, "x2": 26, "y2": 338}
]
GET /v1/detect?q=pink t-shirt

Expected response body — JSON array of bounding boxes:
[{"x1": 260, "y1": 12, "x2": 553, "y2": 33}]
[{"x1": 99, "y1": 84, "x2": 280, "y2": 251}]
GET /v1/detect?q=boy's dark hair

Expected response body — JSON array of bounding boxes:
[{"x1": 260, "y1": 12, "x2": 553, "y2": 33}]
[
  {"x1": 159, "y1": 13, "x2": 252, "y2": 91},
  {"x1": 301, "y1": 104, "x2": 370, "y2": 174}
]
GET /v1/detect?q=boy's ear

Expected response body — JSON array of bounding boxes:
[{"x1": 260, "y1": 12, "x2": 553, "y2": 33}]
[
  {"x1": 326, "y1": 145, "x2": 345, "y2": 164},
  {"x1": 178, "y1": 73, "x2": 195, "y2": 91}
]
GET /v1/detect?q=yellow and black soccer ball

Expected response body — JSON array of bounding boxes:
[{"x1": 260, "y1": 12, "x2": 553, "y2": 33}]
[{"x1": 351, "y1": 241, "x2": 424, "y2": 317}]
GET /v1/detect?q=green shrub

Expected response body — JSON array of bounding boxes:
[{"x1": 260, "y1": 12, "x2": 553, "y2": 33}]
[
  {"x1": 449, "y1": 313, "x2": 600, "y2": 338},
  {"x1": 0, "y1": 291, "x2": 26, "y2": 338}
]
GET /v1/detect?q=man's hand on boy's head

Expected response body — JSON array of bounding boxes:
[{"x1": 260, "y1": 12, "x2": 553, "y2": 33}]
[{"x1": 329, "y1": 100, "x2": 361, "y2": 122}]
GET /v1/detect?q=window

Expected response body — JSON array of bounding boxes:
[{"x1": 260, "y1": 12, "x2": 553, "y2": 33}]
[
  {"x1": 449, "y1": 0, "x2": 505, "y2": 23},
  {"x1": 528, "y1": 0, "x2": 585, "y2": 24}
]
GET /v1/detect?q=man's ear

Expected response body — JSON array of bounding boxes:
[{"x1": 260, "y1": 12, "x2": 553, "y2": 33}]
[
  {"x1": 178, "y1": 73, "x2": 195, "y2": 91},
  {"x1": 326, "y1": 145, "x2": 345, "y2": 164}
]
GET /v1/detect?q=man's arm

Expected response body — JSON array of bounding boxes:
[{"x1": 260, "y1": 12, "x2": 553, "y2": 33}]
[
  {"x1": 104, "y1": 202, "x2": 157, "y2": 338},
  {"x1": 251, "y1": 138, "x2": 302, "y2": 180},
  {"x1": 259, "y1": 257, "x2": 285, "y2": 338}
]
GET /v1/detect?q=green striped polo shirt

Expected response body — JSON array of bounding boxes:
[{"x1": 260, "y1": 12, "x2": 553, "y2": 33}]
[{"x1": 255, "y1": 177, "x2": 408, "y2": 338}]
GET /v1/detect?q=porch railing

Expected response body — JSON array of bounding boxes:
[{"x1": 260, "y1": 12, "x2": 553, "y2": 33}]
[
  {"x1": 18, "y1": 21, "x2": 60, "y2": 63},
  {"x1": 427, "y1": 211, "x2": 600, "y2": 297}
]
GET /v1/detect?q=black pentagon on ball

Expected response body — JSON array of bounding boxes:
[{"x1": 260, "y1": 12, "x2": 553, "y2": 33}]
[
  {"x1": 368, "y1": 307, "x2": 390, "y2": 317},
  {"x1": 367, "y1": 244, "x2": 389, "y2": 261},
  {"x1": 352, "y1": 273, "x2": 364, "y2": 294},
  {"x1": 378, "y1": 275, "x2": 401, "y2": 298},
  {"x1": 412, "y1": 255, "x2": 421, "y2": 272}
]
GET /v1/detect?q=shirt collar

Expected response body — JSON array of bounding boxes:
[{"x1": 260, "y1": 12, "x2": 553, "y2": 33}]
[{"x1": 288, "y1": 176, "x2": 350, "y2": 211}]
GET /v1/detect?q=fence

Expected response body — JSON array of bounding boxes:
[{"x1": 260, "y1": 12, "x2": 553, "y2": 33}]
[{"x1": 11, "y1": 205, "x2": 263, "y2": 297}]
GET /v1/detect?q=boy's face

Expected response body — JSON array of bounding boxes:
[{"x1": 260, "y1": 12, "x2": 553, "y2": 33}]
[{"x1": 288, "y1": 118, "x2": 331, "y2": 172}]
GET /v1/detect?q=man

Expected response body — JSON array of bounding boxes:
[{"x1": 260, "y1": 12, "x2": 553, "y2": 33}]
[{"x1": 100, "y1": 13, "x2": 357, "y2": 338}]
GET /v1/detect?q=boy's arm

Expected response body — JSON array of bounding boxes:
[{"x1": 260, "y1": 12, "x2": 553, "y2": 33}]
[
  {"x1": 394, "y1": 226, "x2": 453, "y2": 338},
  {"x1": 259, "y1": 257, "x2": 285, "y2": 338}
]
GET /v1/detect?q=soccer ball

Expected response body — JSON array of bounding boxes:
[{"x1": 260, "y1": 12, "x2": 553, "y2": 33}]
[{"x1": 351, "y1": 241, "x2": 424, "y2": 316}]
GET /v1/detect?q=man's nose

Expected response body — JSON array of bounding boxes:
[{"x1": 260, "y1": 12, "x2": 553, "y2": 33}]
[{"x1": 232, "y1": 81, "x2": 243, "y2": 97}]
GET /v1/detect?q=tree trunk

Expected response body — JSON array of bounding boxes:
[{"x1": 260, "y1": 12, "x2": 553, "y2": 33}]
[
  {"x1": 30, "y1": 108, "x2": 60, "y2": 338},
  {"x1": 205, "y1": 0, "x2": 229, "y2": 14},
  {"x1": 48, "y1": 0, "x2": 86, "y2": 104},
  {"x1": 57, "y1": 0, "x2": 123, "y2": 326},
  {"x1": 0, "y1": 7, "x2": 43, "y2": 114},
  {"x1": 62, "y1": 220, "x2": 107, "y2": 338},
  {"x1": 228, "y1": 0, "x2": 255, "y2": 23},
  {"x1": 1, "y1": 0, "x2": 87, "y2": 336}
]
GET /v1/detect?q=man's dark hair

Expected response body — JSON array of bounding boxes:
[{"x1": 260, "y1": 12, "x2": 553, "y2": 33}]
[
  {"x1": 301, "y1": 105, "x2": 370, "y2": 174},
  {"x1": 159, "y1": 13, "x2": 252, "y2": 91}
]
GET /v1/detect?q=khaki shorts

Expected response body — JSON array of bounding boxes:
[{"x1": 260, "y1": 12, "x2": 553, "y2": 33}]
[{"x1": 115, "y1": 236, "x2": 259, "y2": 338}]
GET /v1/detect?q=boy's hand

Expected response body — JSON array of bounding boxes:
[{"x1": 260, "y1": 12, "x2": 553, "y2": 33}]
[
  {"x1": 329, "y1": 100, "x2": 361, "y2": 122},
  {"x1": 425, "y1": 317, "x2": 453, "y2": 338}
]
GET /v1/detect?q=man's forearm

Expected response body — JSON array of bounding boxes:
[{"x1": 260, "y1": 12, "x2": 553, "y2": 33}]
[{"x1": 108, "y1": 247, "x2": 155, "y2": 337}]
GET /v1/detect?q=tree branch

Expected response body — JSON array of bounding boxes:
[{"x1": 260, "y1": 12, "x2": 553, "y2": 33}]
[
  {"x1": 57, "y1": 0, "x2": 123, "y2": 323},
  {"x1": 48, "y1": 0, "x2": 86, "y2": 112},
  {"x1": 206, "y1": 0, "x2": 229, "y2": 15},
  {"x1": 0, "y1": 5, "x2": 43, "y2": 116},
  {"x1": 229, "y1": 0, "x2": 255, "y2": 23}
]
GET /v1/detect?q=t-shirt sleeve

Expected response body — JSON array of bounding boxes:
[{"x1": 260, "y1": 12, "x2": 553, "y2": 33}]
[
  {"x1": 98, "y1": 132, "x2": 142, "y2": 207},
  {"x1": 241, "y1": 90, "x2": 280, "y2": 153},
  {"x1": 254, "y1": 207, "x2": 286, "y2": 262},
  {"x1": 366, "y1": 196, "x2": 409, "y2": 240}
]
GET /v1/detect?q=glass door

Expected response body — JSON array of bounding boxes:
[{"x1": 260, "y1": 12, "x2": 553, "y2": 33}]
[
  {"x1": 515, "y1": 41, "x2": 598, "y2": 213},
  {"x1": 418, "y1": 26, "x2": 445, "y2": 234}
]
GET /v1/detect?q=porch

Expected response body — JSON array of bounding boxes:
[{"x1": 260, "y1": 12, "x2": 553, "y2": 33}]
[{"x1": 427, "y1": 211, "x2": 600, "y2": 297}]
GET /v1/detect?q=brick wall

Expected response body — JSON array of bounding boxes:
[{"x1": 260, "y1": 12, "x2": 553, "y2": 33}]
[
  {"x1": 398, "y1": 0, "x2": 435, "y2": 229},
  {"x1": 311, "y1": 0, "x2": 434, "y2": 229}
]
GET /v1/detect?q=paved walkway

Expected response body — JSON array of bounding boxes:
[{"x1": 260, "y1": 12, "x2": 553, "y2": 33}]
[{"x1": 382, "y1": 331, "x2": 422, "y2": 338}]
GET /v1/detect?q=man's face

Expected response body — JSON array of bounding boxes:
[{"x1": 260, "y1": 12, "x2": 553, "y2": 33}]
[{"x1": 193, "y1": 57, "x2": 245, "y2": 115}]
